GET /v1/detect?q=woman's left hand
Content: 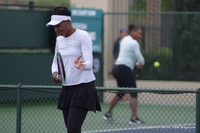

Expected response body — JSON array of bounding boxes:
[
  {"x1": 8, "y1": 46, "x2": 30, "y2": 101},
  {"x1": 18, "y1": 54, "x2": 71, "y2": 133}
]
[{"x1": 74, "y1": 55, "x2": 86, "y2": 70}]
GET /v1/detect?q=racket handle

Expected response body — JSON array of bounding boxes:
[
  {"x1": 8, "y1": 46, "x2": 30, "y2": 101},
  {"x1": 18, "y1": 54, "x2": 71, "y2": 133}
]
[
  {"x1": 57, "y1": 74, "x2": 62, "y2": 80},
  {"x1": 136, "y1": 69, "x2": 141, "y2": 78}
]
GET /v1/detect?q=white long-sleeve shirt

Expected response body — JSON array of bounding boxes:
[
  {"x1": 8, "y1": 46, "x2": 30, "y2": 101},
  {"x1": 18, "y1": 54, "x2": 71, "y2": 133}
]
[
  {"x1": 51, "y1": 29, "x2": 95, "y2": 86},
  {"x1": 115, "y1": 35, "x2": 145, "y2": 70}
]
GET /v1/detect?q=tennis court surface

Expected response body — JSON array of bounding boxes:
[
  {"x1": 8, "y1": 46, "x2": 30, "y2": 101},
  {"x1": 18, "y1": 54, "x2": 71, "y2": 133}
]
[{"x1": 83, "y1": 124, "x2": 195, "y2": 133}]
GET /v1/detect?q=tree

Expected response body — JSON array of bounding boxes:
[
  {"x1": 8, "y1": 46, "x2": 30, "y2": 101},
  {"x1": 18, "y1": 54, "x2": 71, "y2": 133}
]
[{"x1": 173, "y1": 0, "x2": 200, "y2": 80}]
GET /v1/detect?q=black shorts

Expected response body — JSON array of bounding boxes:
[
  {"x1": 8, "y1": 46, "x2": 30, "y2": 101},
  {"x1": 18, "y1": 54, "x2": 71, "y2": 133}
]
[
  {"x1": 112, "y1": 65, "x2": 137, "y2": 98},
  {"x1": 57, "y1": 81, "x2": 101, "y2": 112}
]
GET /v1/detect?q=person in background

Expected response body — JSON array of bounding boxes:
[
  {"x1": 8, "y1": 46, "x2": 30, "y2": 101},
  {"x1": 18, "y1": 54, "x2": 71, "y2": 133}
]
[
  {"x1": 113, "y1": 27, "x2": 128, "y2": 60},
  {"x1": 103, "y1": 24, "x2": 145, "y2": 124},
  {"x1": 46, "y1": 6, "x2": 101, "y2": 133}
]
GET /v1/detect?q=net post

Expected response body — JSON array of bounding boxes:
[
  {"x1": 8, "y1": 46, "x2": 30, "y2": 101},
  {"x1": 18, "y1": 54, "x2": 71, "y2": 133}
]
[
  {"x1": 196, "y1": 88, "x2": 200, "y2": 133},
  {"x1": 16, "y1": 84, "x2": 22, "y2": 133}
]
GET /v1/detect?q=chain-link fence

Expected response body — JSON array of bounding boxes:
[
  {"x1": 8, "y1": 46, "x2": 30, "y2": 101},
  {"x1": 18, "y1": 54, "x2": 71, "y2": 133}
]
[
  {"x1": 1, "y1": 2, "x2": 200, "y2": 82},
  {"x1": 0, "y1": 85, "x2": 199, "y2": 133},
  {"x1": 0, "y1": 2, "x2": 51, "y2": 10}
]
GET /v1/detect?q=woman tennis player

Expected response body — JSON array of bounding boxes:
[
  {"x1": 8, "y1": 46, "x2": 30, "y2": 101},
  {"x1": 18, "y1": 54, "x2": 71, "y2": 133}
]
[{"x1": 46, "y1": 6, "x2": 101, "y2": 133}]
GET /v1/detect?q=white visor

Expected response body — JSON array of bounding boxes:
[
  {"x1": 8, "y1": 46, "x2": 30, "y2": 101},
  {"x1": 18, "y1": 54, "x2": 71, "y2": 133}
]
[{"x1": 46, "y1": 15, "x2": 71, "y2": 27}]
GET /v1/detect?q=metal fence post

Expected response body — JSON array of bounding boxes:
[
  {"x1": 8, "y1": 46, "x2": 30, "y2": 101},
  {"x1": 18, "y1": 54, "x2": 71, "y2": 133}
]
[
  {"x1": 28, "y1": 1, "x2": 34, "y2": 10},
  {"x1": 16, "y1": 84, "x2": 22, "y2": 133},
  {"x1": 196, "y1": 88, "x2": 200, "y2": 133}
]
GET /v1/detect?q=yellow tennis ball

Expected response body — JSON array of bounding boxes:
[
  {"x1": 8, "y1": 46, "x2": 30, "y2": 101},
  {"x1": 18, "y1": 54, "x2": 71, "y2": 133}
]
[{"x1": 154, "y1": 61, "x2": 160, "y2": 68}]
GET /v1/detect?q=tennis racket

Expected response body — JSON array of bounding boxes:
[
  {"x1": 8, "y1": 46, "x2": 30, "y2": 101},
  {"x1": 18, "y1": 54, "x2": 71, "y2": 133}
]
[
  {"x1": 57, "y1": 52, "x2": 66, "y2": 82},
  {"x1": 135, "y1": 62, "x2": 141, "y2": 78}
]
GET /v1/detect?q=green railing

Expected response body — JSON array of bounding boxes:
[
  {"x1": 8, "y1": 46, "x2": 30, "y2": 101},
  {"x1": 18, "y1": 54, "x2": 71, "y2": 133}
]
[{"x1": 0, "y1": 84, "x2": 199, "y2": 133}]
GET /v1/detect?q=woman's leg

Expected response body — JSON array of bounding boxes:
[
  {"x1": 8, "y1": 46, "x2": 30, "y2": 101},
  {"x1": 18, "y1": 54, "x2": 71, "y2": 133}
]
[
  {"x1": 63, "y1": 107, "x2": 88, "y2": 133},
  {"x1": 62, "y1": 108, "x2": 69, "y2": 128}
]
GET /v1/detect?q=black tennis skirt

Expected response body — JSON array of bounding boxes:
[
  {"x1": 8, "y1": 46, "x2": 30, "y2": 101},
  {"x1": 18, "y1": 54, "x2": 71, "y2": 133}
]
[{"x1": 57, "y1": 81, "x2": 101, "y2": 112}]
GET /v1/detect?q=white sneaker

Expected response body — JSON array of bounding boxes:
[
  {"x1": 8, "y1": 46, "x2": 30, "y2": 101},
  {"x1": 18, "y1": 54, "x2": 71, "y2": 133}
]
[
  {"x1": 103, "y1": 113, "x2": 113, "y2": 121},
  {"x1": 129, "y1": 117, "x2": 145, "y2": 124}
]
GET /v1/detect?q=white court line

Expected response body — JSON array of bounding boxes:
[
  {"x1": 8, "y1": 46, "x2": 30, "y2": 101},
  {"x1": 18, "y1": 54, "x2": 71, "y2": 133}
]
[{"x1": 82, "y1": 123, "x2": 195, "y2": 133}]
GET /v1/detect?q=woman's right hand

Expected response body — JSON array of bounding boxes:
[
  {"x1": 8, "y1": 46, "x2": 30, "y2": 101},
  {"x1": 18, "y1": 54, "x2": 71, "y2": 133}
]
[
  {"x1": 52, "y1": 72, "x2": 61, "y2": 83},
  {"x1": 136, "y1": 62, "x2": 143, "y2": 69}
]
